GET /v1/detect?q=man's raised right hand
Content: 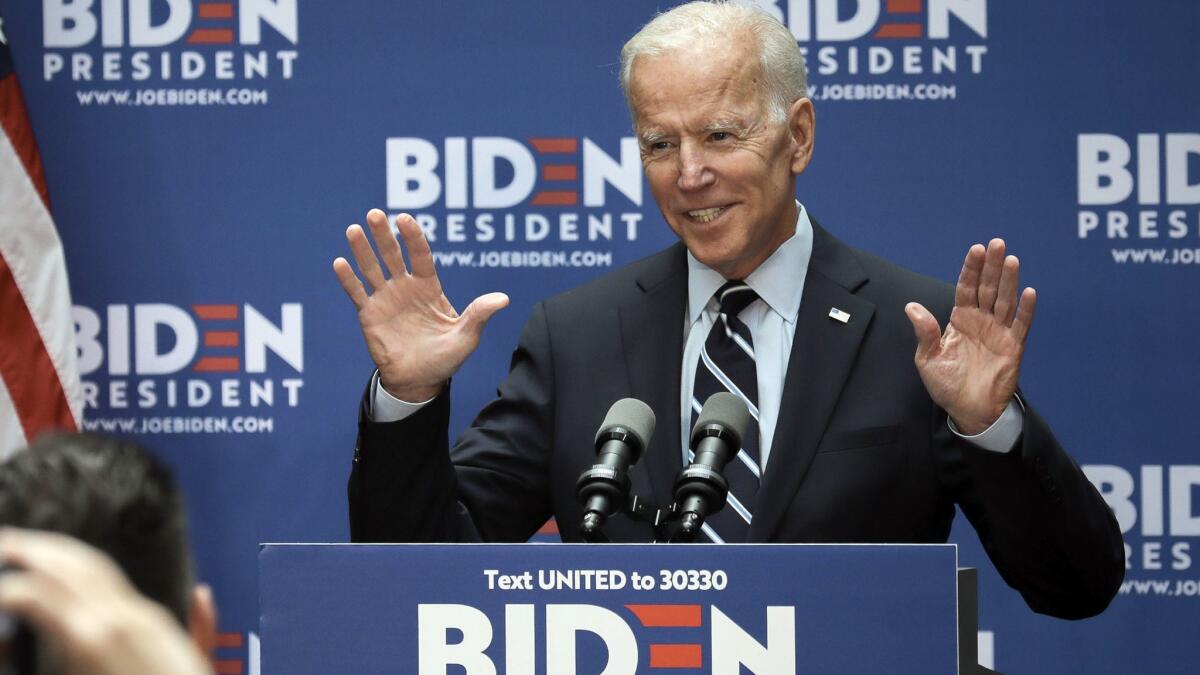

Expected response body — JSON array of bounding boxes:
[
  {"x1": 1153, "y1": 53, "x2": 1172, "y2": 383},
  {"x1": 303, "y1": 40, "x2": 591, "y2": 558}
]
[{"x1": 333, "y1": 209, "x2": 508, "y2": 402}]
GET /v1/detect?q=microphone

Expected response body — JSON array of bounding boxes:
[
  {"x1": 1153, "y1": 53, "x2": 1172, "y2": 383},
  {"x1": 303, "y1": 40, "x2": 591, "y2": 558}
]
[
  {"x1": 671, "y1": 392, "x2": 752, "y2": 542},
  {"x1": 576, "y1": 398, "x2": 656, "y2": 541}
]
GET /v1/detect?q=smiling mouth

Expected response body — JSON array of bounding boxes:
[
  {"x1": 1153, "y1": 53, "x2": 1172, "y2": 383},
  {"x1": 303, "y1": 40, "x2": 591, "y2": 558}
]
[{"x1": 687, "y1": 206, "x2": 726, "y2": 223}]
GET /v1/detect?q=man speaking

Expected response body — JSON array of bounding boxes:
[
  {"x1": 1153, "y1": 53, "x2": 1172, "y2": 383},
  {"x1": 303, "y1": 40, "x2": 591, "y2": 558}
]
[{"x1": 334, "y1": 1, "x2": 1122, "y2": 619}]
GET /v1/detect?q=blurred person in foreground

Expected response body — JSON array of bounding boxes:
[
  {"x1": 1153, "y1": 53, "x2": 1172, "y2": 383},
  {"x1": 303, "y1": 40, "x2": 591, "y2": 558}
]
[
  {"x1": 0, "y1": 528, "x2": 211, "y2": 675},
  {"x1": 0, "y1": 433, "x2": 214, "y2": 674}
]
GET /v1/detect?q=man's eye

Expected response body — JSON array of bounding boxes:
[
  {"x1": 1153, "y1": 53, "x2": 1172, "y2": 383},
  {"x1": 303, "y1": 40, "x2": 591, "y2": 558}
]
[
  {"x1": 710, "y1": 132, "x2": 730, "y2": 141},
  {"x1": 651, "y1": 141, "x2": 671, "y2": 151}
]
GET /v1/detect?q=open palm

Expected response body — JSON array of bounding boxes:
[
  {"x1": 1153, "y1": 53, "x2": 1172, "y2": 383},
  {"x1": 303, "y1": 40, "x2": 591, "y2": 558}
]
[
  {"x1": 905, "y1": 239, "x2": 1036, "y2": 435},
  {"x1": 333, "y1": 209, "x2": 508, "y2": 402}
]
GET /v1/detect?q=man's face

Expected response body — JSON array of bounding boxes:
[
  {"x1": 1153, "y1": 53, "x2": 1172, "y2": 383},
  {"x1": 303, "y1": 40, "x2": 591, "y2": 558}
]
[{"x1": 628, "y1": 36, "x2": 814, "y2": 280}]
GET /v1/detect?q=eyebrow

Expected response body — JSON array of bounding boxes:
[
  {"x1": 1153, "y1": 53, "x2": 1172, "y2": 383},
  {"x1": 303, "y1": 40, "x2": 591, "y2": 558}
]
[
  {"x1": 638, "y1": 119, "x2": 749, "y2": 145},
  {"x1": 703, "y1": 119, "x2": 748, "y2": 135},
  {"x1": 639, "y1": 130, "x2": 668, "y2": 145}
]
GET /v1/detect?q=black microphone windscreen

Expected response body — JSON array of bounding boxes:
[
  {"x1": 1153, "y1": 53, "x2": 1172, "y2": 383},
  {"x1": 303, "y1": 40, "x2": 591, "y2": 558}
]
[
  {"x1": 692, "y1": 392, "x2": 751, "y2": 445},
  {"x1": 597, "y1": 398, "x2": 656, "y2": 450}
]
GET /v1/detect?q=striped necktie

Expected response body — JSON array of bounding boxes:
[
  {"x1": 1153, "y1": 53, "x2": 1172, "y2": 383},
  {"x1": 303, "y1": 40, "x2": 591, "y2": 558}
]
[{"x1": 690, "y1": 280, "x2": 761, "y2": 543}]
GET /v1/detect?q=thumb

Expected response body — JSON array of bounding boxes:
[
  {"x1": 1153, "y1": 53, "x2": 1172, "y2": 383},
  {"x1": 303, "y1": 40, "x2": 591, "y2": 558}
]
[
  {"x1": 460, "y1": 292, "x2": 509, "y2": 337},
  {"x1": 904, "y1": 302, "x2": 941, "y2": 361}
]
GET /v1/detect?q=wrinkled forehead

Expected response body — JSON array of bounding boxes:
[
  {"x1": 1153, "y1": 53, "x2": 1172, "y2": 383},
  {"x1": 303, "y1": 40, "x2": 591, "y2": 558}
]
[
  {"x1": 627, "y1": 41, "x2": 767, "y2": 128},
  {"x1": 628, "y1": 27, "x2": 762, "y2": 92}
]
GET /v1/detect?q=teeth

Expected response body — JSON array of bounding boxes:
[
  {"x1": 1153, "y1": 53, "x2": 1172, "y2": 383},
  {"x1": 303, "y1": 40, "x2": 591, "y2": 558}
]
[{"x1": 688, "y1": 207, "x2": 724, "y2": 223}]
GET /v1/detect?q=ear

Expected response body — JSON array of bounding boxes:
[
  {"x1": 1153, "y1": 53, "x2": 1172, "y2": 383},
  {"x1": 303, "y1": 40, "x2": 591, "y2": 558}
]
[
  {"x1": 188, "y1": 583, "x2": 219, "y2": 662},
  {"x1": 787, "y1": 97, "x2": 816, "y2": 175}
]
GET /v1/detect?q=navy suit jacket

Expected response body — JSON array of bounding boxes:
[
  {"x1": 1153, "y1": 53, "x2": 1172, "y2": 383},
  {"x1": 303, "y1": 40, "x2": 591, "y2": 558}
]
[{"x1": 348, "y1": 222, "x2": 1124, "y2": 619}]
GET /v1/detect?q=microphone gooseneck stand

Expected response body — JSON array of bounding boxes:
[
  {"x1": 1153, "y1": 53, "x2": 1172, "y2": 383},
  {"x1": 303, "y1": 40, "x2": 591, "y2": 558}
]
[{"x1": 577, "y1": 393, "x2": 752, "y2": 544}]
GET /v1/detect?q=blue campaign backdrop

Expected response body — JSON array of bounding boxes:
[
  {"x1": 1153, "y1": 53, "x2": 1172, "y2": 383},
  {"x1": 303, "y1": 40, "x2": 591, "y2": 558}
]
[{"x1": 3, "y1": 1, "x2": 1197, "y2": 672}]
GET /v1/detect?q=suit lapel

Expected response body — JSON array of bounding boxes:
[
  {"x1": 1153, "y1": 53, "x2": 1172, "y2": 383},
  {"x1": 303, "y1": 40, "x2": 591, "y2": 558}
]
[
  {"x1": 619, "y1": 245, "x2": 687, "y2": 511},
  {"x1": 749, "y1": 224, "x2": 876, "y2": 541}
]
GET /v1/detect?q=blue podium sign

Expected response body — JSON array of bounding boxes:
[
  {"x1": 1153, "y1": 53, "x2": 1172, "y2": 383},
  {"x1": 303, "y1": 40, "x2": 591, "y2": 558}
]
[{"x1": 260, "y1": 543, "x2": 960, "y2": 674}]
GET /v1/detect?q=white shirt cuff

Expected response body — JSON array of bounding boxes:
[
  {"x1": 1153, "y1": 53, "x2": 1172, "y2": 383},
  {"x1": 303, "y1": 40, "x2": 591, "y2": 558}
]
[
  {"x1": 369, "y1": 371, "x2": 436, "y2": 423},
  {"x1": 947, "y1": 396, "x2": 1025, "y2": 453}
]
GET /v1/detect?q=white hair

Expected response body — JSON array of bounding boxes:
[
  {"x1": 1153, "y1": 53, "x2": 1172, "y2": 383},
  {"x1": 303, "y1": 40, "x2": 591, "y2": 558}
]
[{"x1": 619, "y1": 1, "x2": 808, "y2": 123}]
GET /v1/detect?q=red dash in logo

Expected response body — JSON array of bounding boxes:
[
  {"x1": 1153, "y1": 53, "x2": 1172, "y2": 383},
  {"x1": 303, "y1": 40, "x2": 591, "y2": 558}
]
[
  {"x1": 213, "y1": 631, "x2": 244, "y2": 674},
  {"x1": 875, "y1": 23, "x2": 923, "y2": 38},
  {"x1": 215, "y1": 632, "x2": 244, "y2": 649},
  {"x1": 886, "y1": 0, "x2": 922, "y2": 13},
  {"x1": 625, "y1": 604, "x2": 702, "y2": 628},
  {"x1": 877, "y1": 0, "x2": 924, "y2": 39},
  {"x1": 531, "y1": 190, "x2": 578, "y2": 206},
  {"x1": 649, "y1": 644, "x2": 703, "y2": 669},
  {"x1": 541, "y1": 165, "x2": 578, "y2": 181},
  {"x1": 198, "y1": 3, "x2": 234, "y2": 19},
  {"x1": 193, "y1": 356, "x2": 240, "y2": 372},
  {"x1": 204, "y1": 331, "x2": 239, "y2": 347},
  {"x1": 193, "y1": 304, "x2": 239, "y2": 320},
  {"x1": 187, "y1": 28, "x2": 235, "y2": 44},
  {"x1": 529, "y1": 138, "x2": 578, "y2": 154}
]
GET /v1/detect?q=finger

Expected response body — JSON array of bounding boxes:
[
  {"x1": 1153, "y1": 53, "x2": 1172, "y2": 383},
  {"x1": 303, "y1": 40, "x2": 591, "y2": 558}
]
[
  {"x1": 459, "y1": 292, "x2": 510, "y2": 338},
  {"x1": 976, "y1": 238, "x2": 1006, "y2": 312},
  {"x1": 904, "y1": 302, "x2": 942, "y2": 362},
  {"x1": 396, "y1": 214, "x2": 437, "y2": 280},
  {"x1": 0, "y1": 529, "x2": 127, "y2": 593},
  {"x1": 346, "y1": 224, "x2": 387, "y2": 291},
  {"x1": 1012, "y1": 287, "x2": 1037, "y2": 342},
  {"x1": 0, "y1": 573, "x2": 74, "y2": 639},
  {"x1": 0, "y1": 569, "x2": 153, "y2": 673},
  {"x1": 0, "y1": 532, "x2": 107, "y2": 635},
  {"x1": 189, "y1": 583, "x2": 218, "y2": 656},
  {"x1": 332, "y1": 258, "x2": 368, "y2": 310},
  {"x1": 954, "y1": 244, "x2": 986, "y2": 308},
  {"x1": 993, "y1": 255, "x2": 1020, "y2": 325},
  {"x1": 1, "y1": 528, "x2": 107, "y2": 577},
  {"x1": 366, "y1": 208, "x2": 409, "y2": 278}
]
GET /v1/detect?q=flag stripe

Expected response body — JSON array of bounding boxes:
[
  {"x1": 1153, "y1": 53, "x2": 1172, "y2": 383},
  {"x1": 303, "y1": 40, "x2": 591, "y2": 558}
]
[
  {"x1": 0, "y1": 67, "x2": 83, "y2": 454},
  {"x1": 0, "y1": 75, "x2": 50, "y2": 209},
  {"x1": 0, "y1": 131, "x2": 80, "y2": 427},
  {"x1": 0, "y1": 253, "x2": 74, "y2": 440},
  {"x1": 0, "y1": 378, "x2": 27, "y2": 461}
]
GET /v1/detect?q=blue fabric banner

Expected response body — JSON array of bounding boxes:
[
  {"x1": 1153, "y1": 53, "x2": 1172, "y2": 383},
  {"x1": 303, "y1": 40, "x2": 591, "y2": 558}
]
[{"x1": 2, "y1": 1, "x2": 1197, "y2": 672}]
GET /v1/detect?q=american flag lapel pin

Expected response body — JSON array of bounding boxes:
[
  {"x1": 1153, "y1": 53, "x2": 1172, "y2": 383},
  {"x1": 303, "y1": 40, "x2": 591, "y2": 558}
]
[{"x1": 828, "y1": 307, "x2": 851, "y2": 323}]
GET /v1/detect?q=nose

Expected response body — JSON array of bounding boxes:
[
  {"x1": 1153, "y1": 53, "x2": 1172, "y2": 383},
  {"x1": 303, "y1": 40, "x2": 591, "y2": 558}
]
[{"x1": 676, "y1": 140, "x2": 715, "y2": 191}]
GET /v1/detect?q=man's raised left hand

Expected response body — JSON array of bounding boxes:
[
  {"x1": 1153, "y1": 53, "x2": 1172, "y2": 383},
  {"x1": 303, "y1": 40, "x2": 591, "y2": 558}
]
[{"x1": 905, "y1": 238, "x2": 1037, "y2": 435}]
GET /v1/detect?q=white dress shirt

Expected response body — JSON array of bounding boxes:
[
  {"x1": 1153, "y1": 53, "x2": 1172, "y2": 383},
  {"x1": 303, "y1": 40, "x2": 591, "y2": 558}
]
[{"x1": 679, "y1": 205, "x2": 812, "y2": 470}]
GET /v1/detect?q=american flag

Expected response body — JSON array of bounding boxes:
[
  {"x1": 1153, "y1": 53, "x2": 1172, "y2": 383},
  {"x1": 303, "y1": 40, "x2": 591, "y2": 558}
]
[{"x1": 0, "y1": 15, "x2": 82, "y2": 457}]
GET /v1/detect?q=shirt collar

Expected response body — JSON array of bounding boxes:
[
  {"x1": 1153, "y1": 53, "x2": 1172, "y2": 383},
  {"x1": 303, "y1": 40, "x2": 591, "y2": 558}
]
[{"x1": 686, "y1": 202, "x2": 814, "y2": 326}]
